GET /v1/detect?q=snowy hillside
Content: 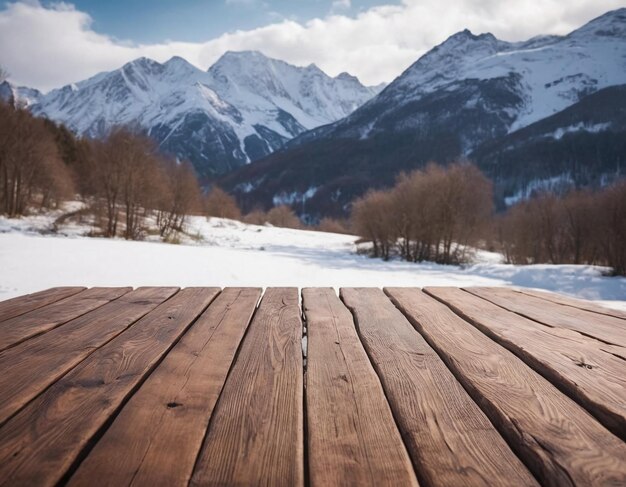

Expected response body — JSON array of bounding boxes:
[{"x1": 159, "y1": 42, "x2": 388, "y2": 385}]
[
  {"x1": 224, "y1": 8, "x2": 626, "y2": 217},
  {"x1": 1, "y1": 208, "x2": 625, "y2": 310},
  {"x1": 24, "y1": 52, "x2": 380, "y2": 177},
  {"x1": 0, "y1": 81, "x2": 41, "y2": 108},
  {"x1": 335, "y1": 8, "x2": 626, "y2": 142}
]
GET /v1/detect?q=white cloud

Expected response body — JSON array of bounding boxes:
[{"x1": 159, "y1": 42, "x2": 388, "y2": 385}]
[{"x1": 0, "y1": 0, "x2": 623, "y2": 92}]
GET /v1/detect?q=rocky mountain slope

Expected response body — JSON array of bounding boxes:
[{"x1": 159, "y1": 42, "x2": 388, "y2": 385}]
[
  {"x1": 0, "y1": 81, "x2": 41, "y2": 108},
  {"x1": 222, "y1": 8, "x2": 626, "y2": 217},
  {"x1": 15, "y1": 52, "x2": 380, "y2": 177}
]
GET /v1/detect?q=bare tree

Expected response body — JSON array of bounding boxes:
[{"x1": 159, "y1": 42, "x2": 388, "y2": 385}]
[
  {"x1": 204, "y1": 187, "x2": 242, "y2": 220},
  {"x1": 597, "y1": 180, "x2": 626, "y2": 275},
  {"x1": 497, "y1": 180, "x2": 626, "y2": 275},
  {"x1": 156, "y1": 160, "x2": 202, "y2": 238},
  {"x1": 317, "y1": 217, "x2": 349, "y2": 234},
  {"x1": 243, "y1": 208, "x2": 268, "y2": 225},
  {"x1": 352, "y1": 163, "x2": 492, "y2": 264},
  {"x1": 0, "y1": 103, "x2": 73, "y2": 216},
  {"x1": 352, "y1": 190, "x2": 395, "y2": 260},
  {"x1": 87, "y1": 128, "x2": 160, "y2": 238},
  {"x1": 266, "y1": 205, "x2": 302, "y2": 229}
]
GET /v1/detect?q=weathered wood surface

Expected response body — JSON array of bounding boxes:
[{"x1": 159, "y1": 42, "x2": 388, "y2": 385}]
[
  {"x1": 303, "y1": 288, "x2": 418, "y2": 487},
  {"x1": 0, "y1": 287, "x2": 175, "y2": 427},
  {"x1": 341, "y1": 288, "x2": 536, "y2": 487},
  {"x1": 387, "y1": 287, "x2": 626, "y2": 486},
  {"x1": 517, "y1": 288, "x2": 626, "y2": 320},
  {"x1": 69, "y1": 288, "x2": 261, "y2": 487},
  {"x1": 190, "y1": 288, "x2": 304, "y2": 487},
  {"x1": 0, "y1": 287, "x2": 217, "y2": 486},
  {"x1": 0, "y1": 286, "x2": 85, "y2": 323},
  {"x1": 0, "y1": 287, "x2": 130, "y2": 352},
  {"x1": 0, "y1": 286, "x2": 624, "y2": 487},
  {"x1": 467, "y1": 286, "x2": 626, "y2": 347},
  {"x1": 425, "y1": 287, "x2": 626, "y2": 440}
]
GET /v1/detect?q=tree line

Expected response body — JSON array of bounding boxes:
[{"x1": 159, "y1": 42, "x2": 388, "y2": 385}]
[
  {"x1": 350, "y1": 162, "x2": 626, "y2": 275},
  {"x1": 496, "y1": 181, "x2": 626, "y2": 275},
  {"x1": 351, "y1": 163, "x2": 493, "y2": 264},
  {"x1": 2, "y1": 97, "x2": 624, "y2": 274},
  {"x1": 0, "y1": 98, "x2": 315, "y2": 239},
  {"x1": 0, "y1": 100, "x2": 239, "y2": 239}
]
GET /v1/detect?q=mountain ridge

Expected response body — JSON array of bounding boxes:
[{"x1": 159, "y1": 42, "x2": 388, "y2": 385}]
[
  {"x1": 222, "y1": 8, "x2": 626, "y2": 218},
  {"x1": 8, "y1": 51, "x2": 381, "y2": 177}
]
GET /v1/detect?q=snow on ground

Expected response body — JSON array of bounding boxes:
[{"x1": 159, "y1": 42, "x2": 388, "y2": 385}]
[{"x1": 0, "y1": 210, "x2": 624, "y2": 310}]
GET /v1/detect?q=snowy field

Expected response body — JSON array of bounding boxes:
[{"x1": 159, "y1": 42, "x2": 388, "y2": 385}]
[{"x1": 0, "y1": 208, "x2": 625, "y2": 310}]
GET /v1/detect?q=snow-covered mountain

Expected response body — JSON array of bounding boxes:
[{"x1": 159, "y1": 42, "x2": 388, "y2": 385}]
[
  {"x1": 301, "y1": 7, "x2": 626, "y2": 148},
  {"x1": 25, "y1": 52, "x2": 380, "y2": 176},
  {"x1": 0, "y1": 81, "x2": 42, "y2": 108},
  {"x1": 223, "y1": 8, "x2": 626, "y2": 217}
]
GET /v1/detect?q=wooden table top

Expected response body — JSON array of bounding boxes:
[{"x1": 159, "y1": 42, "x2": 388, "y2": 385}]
[{"x1": 0, "y1": 286, "x2": 624, "y2": 486}]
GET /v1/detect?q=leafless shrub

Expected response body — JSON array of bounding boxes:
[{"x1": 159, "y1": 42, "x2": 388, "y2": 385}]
[
  {"x1": 351, "y1": 162, "x2": 493, "y2": 264},
  {"x1": 266, "y1": 205, "x2": 302, "y2": 229},
  {"x1": 204, "y1": 186, "x2": 242, "y2": 220},
  {"x1": 351, "y1": 189, "x2": 395, "y2": 260},
  {"x1": 0, "y1": 102, "x2": 74, "y2": 216},
  {"x1": 155, "y1": 160, "x2": 202, "y2": 239},
  {"x1": 316, "y1": 217, "x2": 350, "y2": 234},
  {"x1": 497, "y1": 180, "x2": 626, "y2": 275},
  {"x1": 242, "y1": 205, "x2": 301, "y2": 229},
  {"x1": 243, "y1": 209, "x2": 268, "y2": 226}
]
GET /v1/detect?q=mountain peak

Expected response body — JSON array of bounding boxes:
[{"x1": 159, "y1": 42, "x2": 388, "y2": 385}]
[
  {"x1": 164, "y1": 55, "x2": 190, "y2": 66},
  {"x1": 0, "y1": 80, "x2": 42, "y2": 107},
  {"x1": 398, "y1": 27, "x2": 506, "y2": 84},
  {"x1": 442, "y1": 28, "x2": 499, "y2": 46},
  {"x1": 569, "y1": 7, "x2": 626, "y2": 39},
  {"x1": 126, "y1": 56, "x2": 161, "y2": 68},
  {"x1": 335, "y1": 72, "x2": 359, "y2": 83},
  {"x1": 163, "y1": 56, "x2": 200, "y2": 76},
  {"x1": 215, "y1": 50, "x2": 269, "y2": 64},
  {"x1": 120, "y1": 57, "x2": 165, "y2": 78}
]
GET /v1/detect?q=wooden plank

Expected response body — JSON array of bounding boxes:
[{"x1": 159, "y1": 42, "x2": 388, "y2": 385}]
[
  {"x1": 190, "y1": 288, "x2": 304, "y2": 487},
  {"x1": 0, "y1": 287, "x2": 131, "y2": 352},
  {"x1": 426, "y1": 287, "x2": 626, "y2": 441},
  {"x1": 0, "y1": 287, "x2": 176, "y2": 427},
  {"x1": 466, "y1": 287, "x2": 626, "y2": 347},
  {"x1": 516, "y1": 288, "x2": 626, "y2": 320},
  {"x1": 0, "y1": 287, "x2": 219, "y2": 486},
  {"x1": 303, "y1": 288, "x2": 418, "y2": 487},
  {"x1": 340, "y1": 288, "x2": 537, "y2": 487},
  {"x1": 67, "y1": 288, "x2": 261, "y2": 487},
  {"x1": 387, "y1": 287, "x2": 626, "y2": 486},
  {"x1": 0, "y1": 287, "x2": 85, "y2": 323}
]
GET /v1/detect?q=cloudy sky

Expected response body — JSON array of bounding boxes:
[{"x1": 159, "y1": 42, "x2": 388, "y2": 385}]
[{"x1": 0, "y1": 0, "x2": 623, "y2": 92}]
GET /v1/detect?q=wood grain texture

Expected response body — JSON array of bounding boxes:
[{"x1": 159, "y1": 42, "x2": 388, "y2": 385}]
[
  {"x1": 425, "y1": 287, "x2": 626, "y2": 441},
  {"x1": 340, "y1": 288, "x2": 536, "y2": 487},
  {"x1": 516, "y1": 288, "x2": 626, "y2": 320},
  {"x1": 68, "y1": 288, "x2": 261, "y2": 487},
  {"x1": 303, "y1": 288, "x2": 418, "y2": 487},
  {"x1": 0, "y1": 287, "x2": 85, "y2": 323},
  {"x1": 0, "y1": 287, "x2": 175, "y2": 427},
  {"x1": 0, "y1": 287, "x2": 131, "y2": 352},
  {"x1": 190, "y1": 288, "x2": 304, "y2": 487},
  {"x1": 387, "y1": 287, "x2": 626, "y2": 487},
  {"x1": 0, "y1": 287, "x2": 219, "y2": 487},
  {"x1": 466, "y1": 287, "x2": 626, "y2": 347}
]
